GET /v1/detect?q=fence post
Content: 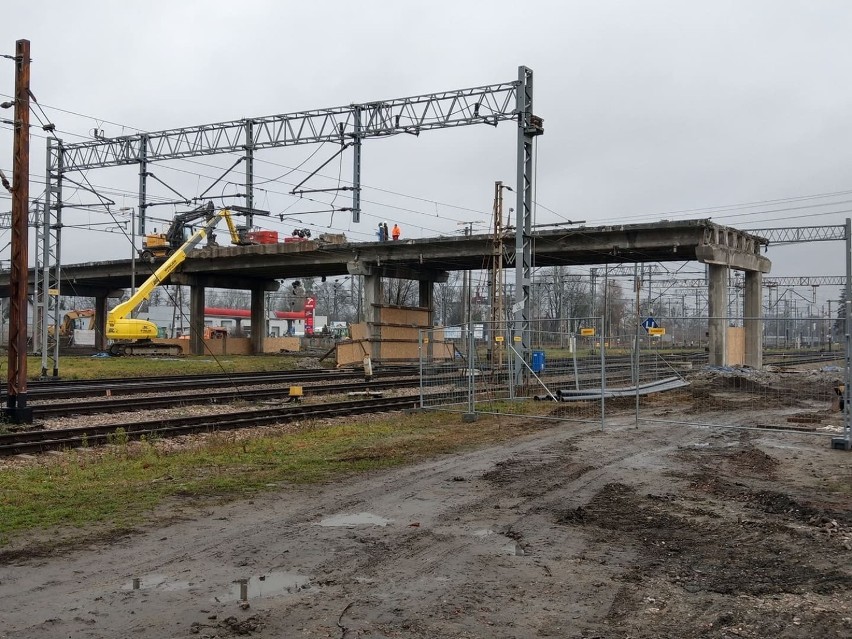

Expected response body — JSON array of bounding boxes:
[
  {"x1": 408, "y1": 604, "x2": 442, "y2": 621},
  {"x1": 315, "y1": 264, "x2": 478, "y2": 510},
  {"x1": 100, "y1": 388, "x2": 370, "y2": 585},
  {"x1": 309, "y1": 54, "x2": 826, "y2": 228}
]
[
  {"x1": 599, "y1": 316, "x2": 606, "y2": 430},
  {"x1": 464, "y1": 316, "x2": 477, "y2": 422},
  {"x1": 508, "y1": 320, "x2": 516, "y2": 401},
  {"x1": 635, "y1": 309, "x2": 641, "y2": 429},
  {"x1": 418, "y1": 329, "x2": 424, "y2": 409}
]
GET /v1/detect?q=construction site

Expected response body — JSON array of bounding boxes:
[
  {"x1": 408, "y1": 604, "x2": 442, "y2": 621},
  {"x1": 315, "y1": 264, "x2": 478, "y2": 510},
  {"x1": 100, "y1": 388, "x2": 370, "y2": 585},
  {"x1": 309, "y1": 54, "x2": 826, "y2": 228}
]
[{"x1": 1, "y1": 6, "x2": 852, "y2": 637}]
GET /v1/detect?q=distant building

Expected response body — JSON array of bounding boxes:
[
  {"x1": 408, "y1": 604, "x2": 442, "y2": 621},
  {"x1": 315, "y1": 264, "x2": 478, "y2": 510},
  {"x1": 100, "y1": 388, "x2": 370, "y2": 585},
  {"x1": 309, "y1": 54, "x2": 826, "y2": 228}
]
[{"x1": 138, "y1": 297, "x2": 317, "y2": 337}]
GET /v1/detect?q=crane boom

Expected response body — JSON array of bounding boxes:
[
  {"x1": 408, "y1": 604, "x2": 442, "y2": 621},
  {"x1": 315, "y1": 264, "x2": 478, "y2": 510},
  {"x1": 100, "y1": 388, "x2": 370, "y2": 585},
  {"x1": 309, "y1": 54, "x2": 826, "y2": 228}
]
[{"x1": 107, "y1": 209, "x2": 234, "y2": 344}]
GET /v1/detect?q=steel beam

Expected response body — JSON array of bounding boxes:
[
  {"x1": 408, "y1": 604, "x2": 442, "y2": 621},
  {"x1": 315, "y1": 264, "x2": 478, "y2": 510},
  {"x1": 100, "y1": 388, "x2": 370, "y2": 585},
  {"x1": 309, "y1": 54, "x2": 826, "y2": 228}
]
[
  {"x1": 244, "y1": 121, "x2": 254, "y2": 228},
  {"x1": 352, "y1": 106, "x2": 362, "y2": 223},
  {"x1": 57, "y1": 81, "x2": 521, "y2": 171},
  {"x1": 513, "y1": 66, "x2": 541, "y2": 387},
  {"x1": 749, "y1": 225, "x2": 847, "y2": 244},
  {"x1": 137, "y1": 135, "x2": 148, "y2": 234}
]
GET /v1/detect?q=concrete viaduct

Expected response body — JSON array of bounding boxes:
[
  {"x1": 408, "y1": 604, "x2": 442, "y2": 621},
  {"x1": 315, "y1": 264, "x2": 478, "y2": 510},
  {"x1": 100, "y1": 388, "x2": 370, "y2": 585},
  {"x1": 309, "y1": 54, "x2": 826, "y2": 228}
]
[{"x1": 0, "y1": 219, "x2": 770, "y2": 366}]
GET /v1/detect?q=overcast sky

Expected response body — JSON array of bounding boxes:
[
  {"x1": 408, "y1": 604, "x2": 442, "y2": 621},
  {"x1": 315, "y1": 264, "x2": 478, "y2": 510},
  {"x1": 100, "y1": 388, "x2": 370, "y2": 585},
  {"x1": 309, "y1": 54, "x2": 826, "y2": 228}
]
[{"x1": 2, "y1": 0, "x2": 852, "y2": 307}]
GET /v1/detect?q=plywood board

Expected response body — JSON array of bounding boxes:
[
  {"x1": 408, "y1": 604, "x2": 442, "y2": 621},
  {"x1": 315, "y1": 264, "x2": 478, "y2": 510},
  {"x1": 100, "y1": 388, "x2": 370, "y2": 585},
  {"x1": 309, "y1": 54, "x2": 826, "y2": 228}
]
[
  {"x1": 375, "y1": 325, "x2": 423, "y2": 340},
  {"x1": 726, "y1": 326, "x2": 745, "y2": 366},
  {"x1": 349, "y1": 323, "x2": 369, "y2": 341},
  {"x1": 378, "y1": 340, "x2": 454, "y2": 360},
  {"x1": 378, "y1": 306, "x2": 430, "y2": 326},
  {"x1": 264, "y1": 336, "x2": 301, "y2": 353},
  {"x1": 336, "y1": 339, "x2": 369, "y2": 367}
]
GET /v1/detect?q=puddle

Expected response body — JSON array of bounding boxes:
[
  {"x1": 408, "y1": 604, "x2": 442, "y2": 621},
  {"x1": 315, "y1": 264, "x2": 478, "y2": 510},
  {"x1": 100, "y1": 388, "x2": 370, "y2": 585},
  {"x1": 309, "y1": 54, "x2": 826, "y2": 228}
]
[
  {"x1": 317, "y1": 512, "x2": 391, "y2": 528},
  {"x1": 122, "y1": 574, "x2": 192, "y2": 592},
  {"x1": 218, "y1": 572, "x2": 310, "y2": 602}
]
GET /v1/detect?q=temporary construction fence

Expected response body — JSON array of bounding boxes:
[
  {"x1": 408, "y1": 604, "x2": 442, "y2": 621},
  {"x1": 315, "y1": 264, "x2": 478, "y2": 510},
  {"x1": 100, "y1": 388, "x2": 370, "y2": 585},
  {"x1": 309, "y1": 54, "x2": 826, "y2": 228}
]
[
  {"x1": 635, "y1": 316, "x2": 850, "y2": 444},
  {"x1": 418, "y1": 316, "x2": 852, "y2": 447},
  {"x1": 419, "y1": 319, "x2": 608, "y2": 426}
]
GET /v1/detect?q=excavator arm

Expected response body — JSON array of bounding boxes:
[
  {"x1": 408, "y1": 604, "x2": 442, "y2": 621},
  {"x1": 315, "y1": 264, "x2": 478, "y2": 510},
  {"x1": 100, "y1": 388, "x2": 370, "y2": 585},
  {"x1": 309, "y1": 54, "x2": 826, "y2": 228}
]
[
  {"x1": 221, "y1": 208, "x2": 249, "y2": 246},
  {"x1": 107, "y1": 209, "x2": 234, "y2": 342}
]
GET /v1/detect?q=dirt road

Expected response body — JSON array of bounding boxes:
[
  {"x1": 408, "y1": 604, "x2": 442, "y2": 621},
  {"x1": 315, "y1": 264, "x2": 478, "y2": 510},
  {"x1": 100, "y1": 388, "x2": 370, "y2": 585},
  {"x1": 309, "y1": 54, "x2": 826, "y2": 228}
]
[{"x1": 1, "y1": 415, "x2": 850, "y2": 638}]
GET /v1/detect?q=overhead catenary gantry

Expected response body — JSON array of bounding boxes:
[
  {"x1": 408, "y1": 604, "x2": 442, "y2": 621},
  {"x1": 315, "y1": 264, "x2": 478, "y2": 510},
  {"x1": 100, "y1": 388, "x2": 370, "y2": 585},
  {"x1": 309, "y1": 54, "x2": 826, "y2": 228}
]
[{"x1": 38, "y1": 66, "x2": 542, "y2": 379}]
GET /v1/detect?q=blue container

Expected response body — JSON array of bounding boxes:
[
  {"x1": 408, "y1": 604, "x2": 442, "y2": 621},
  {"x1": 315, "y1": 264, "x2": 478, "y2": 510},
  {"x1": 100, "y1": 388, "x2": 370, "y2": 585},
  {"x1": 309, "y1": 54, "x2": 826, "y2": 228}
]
[{"x1": 531, "y1": 350, "x2": 545, "y2": 373}]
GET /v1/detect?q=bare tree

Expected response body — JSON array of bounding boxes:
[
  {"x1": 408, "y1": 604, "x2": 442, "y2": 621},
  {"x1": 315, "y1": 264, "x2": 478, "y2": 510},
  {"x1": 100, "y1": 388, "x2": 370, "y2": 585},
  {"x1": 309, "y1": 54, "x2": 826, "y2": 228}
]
[
  {"x1": 435, "y1": 272, "x2": 461, "y2": 326},
  {"x1": 385, "y1": 278, "x2": 418, "y2": 307}
]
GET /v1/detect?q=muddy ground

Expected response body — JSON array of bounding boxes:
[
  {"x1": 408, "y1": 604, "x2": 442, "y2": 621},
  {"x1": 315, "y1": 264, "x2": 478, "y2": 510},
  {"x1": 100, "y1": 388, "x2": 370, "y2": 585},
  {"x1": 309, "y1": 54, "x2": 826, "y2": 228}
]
[{"x1": 1, "y1": 383, "x2": 851, "y2": 637}]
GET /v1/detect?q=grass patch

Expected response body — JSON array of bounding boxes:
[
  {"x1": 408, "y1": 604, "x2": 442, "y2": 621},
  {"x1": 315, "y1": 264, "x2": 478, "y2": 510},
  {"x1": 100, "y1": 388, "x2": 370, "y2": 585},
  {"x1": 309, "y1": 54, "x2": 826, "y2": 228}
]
[
  {"x1": 0, "y1": 409, "x2": 554, "y2": 551},
  {"x1": 23, "y1": 354, "x2": 314, "y2": 380}
]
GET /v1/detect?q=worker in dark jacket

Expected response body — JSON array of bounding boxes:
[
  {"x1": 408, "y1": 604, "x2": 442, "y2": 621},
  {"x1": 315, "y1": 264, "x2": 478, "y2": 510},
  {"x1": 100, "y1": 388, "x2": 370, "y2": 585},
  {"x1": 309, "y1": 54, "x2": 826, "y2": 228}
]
[{"x1": 383, "y1": 222, "x2": 390, "y2": 242}]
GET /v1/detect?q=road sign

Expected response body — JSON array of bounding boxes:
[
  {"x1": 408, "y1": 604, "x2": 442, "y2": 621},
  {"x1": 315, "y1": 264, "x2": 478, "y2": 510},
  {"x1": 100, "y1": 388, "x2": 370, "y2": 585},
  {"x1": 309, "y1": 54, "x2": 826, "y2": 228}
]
[
  {"x1": 580, "y1": 328, "x2": 595, "y2": 336},
  {"x1": 649, "y1": 327, "x2": 666, "y2": 336},
  {"x1": 641, "y1": 317, "x2": 658, "y2": 332}
]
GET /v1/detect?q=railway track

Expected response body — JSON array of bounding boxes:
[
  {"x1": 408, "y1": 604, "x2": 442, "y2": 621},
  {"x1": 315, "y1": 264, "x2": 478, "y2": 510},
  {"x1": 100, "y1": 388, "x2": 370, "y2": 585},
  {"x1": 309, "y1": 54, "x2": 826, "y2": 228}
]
[
  {"x1": 31, "y1": 377, "x2": 420, "y2": 419},
  {"x1": 0, "y1": 394, "x2": 422, "y2": 457},
  {"x1": 26, "y1": 366, "x2": 421, "y2": 400}
]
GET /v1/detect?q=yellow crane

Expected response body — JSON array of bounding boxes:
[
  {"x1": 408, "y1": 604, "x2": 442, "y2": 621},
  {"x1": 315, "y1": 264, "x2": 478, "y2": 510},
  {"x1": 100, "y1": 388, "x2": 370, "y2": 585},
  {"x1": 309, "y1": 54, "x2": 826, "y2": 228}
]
[{"x1": 107, "y1": 207, "x2": 239, "y2": 355}]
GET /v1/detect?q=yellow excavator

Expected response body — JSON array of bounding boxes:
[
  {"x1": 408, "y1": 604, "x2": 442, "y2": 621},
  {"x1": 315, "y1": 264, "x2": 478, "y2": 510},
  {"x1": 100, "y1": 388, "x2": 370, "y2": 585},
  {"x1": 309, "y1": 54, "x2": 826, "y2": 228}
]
[
  {"x1": 48, "y1": 309, "x2": 96, "y2": 339},
  {"x1": 140, "y1": 201, "x2": 257, "y2": 259},
  {"x1": 107, "y1": 207, "x2": 241, "y2": 355}
]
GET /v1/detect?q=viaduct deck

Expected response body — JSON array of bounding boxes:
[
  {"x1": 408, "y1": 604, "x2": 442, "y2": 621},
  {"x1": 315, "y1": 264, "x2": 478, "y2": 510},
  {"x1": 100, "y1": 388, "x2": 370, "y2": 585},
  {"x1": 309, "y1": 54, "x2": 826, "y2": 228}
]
[{"x1": 0, "y1": 219, "x2": 770, "y2": 296}]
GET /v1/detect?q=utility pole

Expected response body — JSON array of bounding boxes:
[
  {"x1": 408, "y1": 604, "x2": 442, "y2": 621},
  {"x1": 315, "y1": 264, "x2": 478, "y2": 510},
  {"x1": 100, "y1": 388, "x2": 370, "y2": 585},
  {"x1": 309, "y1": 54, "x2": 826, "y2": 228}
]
[
  {"x1": 490, "y1": 181, "x2": 509, "y2": 369},
  {"x1": 5, "y1": 39, "x2": 33, "y2": 423}
]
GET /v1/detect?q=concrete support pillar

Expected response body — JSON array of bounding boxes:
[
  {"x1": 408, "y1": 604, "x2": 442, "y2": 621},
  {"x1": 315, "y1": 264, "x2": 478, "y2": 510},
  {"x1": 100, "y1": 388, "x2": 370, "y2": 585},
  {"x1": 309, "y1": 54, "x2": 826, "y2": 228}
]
[
  {"x1": 418, "y1": 279, "x2": 434, "y2": 326},
  {"x1": 744, "y1": 270, "x2": 763, "y2": 368},
  {"x1": 419, "y1": 279, "x2": 435, "y2": 361},
  {"x1": 94, "y1": 295, "x2": 108, "y2": 352},
  {"x1": 363, "y1": 273, "x2": 382, "y2": 326},
  {"x1": 363, "y1": 273, "x2": 382, "y2": 361},
  {"x1": 250, "y1": 288, "x2": 266, "y2": 354},
  {"x1": 189, "y1": 285, "x2": 205, "y2": 356},
  {"x1": 707, "y1": 264, "x2": 728, "y2": 366}
]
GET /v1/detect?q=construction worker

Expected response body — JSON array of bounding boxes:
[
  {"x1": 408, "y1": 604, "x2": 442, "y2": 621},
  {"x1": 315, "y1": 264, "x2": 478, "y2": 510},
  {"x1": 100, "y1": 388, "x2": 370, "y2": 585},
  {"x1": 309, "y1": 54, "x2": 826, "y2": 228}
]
[
  {"x1": 377, "y1": 223, "x2": 384, "y2": 241},
  {"x1": 392, "y1": 223, "x2": 401, "y2": 240},
  {"x1": 383, "y1": 222, "x2": 390, "y2": 242}
]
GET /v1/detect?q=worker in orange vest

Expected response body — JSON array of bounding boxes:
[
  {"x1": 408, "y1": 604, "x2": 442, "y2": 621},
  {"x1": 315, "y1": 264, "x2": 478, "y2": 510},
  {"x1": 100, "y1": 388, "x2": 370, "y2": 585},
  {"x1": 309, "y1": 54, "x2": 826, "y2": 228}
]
[{"x1": 392, "y1": 223, "x2": 401, "y2": 240}]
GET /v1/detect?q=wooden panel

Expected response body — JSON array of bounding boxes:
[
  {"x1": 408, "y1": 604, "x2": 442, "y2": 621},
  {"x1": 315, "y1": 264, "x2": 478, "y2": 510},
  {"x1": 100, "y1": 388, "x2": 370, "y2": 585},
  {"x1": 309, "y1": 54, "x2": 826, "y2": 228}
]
[
  {"x1": 378, "y1": 340, "x2": 454, "y2": 360},
  {"x1": 378, "y1": 306, "x2": 430, "y2": 326},
  {"x1": 376, "y1": 325, "x2": 422, "y2": 340},
  {"x1": 198, "y1": 337, "x2": 251, "y2": 356},
  {"x1": 726, "y1": 327, "x2": 745, "y2": 366},
  {"x1": 349, "y1": 323, "x2": 369, "y2": 340},
  {"x1": 336, "y1": 340, "x2": 369, "y2": 366},
  {"x1": 264, "y1": 336, "x2": 301, "y2": 353}
]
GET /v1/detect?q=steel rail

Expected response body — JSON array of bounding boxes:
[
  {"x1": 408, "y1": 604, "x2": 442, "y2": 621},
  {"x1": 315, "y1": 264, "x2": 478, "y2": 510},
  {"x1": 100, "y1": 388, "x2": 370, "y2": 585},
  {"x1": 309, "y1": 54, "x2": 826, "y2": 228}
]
[
  {"x1": 31, "y1": 377, "x2": 419, "y2": 419},
  {"x1": 25, "y1": 366, "x2": 422, "y2": 400},
  {"x1": 0, "y1": 395, "x2": 421, "y2": 456}
]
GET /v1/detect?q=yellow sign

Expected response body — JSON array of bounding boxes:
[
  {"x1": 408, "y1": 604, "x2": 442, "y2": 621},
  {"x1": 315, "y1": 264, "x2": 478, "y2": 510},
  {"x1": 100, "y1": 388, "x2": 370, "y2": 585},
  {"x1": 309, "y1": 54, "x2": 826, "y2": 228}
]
[
  {"x1": 649, "y1": 327, "x2": 666, "y2": 336},
  {"x1": 423, "y1": 337, "x2": 429, "y2": 344},
  {"x1": 580, "y1": 328, "x2": 595, "y2": 336},
  {"x1": 513, "y1": 336, "x2": 522, "y2": 342},
  {"x1": 48, "y1": 288, "x2": 60, "y2": 296},
  {"x1": 495, "y1": 336, "x2": 504, "y2": 342}
]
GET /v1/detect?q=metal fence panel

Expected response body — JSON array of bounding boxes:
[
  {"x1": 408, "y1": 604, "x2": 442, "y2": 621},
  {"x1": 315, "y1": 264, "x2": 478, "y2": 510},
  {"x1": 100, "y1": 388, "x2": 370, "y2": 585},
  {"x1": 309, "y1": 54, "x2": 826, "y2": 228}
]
[
  {"x1": 635, "y1": 315, "x2": 848, "y2": 439},
  {"x1": 419, "y1": 319, "x2": 606, "y2": 426}
]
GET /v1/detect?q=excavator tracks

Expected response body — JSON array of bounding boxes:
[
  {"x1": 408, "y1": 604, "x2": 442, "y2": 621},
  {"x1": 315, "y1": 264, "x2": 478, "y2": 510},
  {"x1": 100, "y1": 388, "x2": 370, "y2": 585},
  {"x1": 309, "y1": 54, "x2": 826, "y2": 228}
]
[{"x1": 108, "y1": 341, "x2": 184, "y2": 357}]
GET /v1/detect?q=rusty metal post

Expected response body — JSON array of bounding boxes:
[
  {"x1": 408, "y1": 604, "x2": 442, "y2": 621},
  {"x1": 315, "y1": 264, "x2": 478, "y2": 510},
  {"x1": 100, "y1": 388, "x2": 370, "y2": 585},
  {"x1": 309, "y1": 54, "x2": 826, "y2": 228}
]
[{"x1": 5, "y1": 39, "x2": 33, "y2": 423}]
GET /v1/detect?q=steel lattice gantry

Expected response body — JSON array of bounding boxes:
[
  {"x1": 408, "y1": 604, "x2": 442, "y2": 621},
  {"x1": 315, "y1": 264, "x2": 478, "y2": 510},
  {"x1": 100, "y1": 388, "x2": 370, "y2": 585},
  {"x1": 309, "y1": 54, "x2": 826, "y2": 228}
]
[
  {"x1": 39, "y1": 66, "x2": 542, "y2": 378},
  {"x1": 748, "y1": 225, "x2": 848, "y2": 245}
]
